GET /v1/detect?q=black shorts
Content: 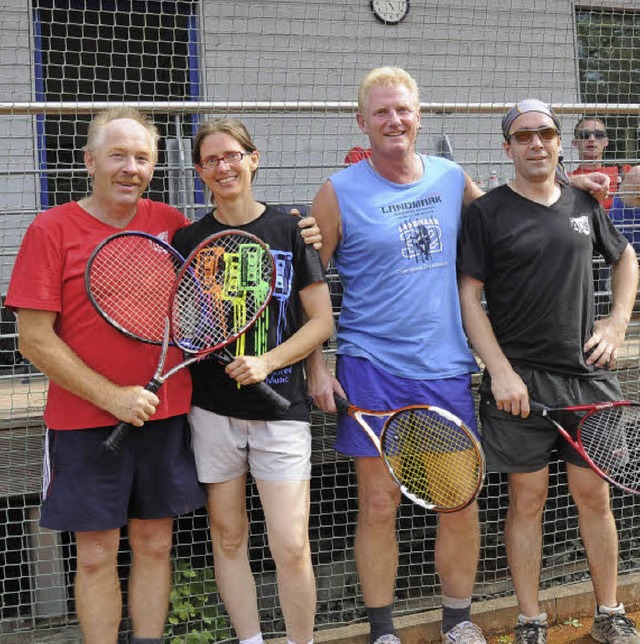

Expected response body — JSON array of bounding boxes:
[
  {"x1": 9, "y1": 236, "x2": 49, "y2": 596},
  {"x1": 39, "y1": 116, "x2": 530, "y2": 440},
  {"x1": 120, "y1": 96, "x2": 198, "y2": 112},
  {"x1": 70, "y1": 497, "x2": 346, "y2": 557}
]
[
  {"x1": 479, "y1": 366, "x2": 622, "y2": 473},
  {"x1": 40, "y1": 415, "x2": 206, "y2": 532}
]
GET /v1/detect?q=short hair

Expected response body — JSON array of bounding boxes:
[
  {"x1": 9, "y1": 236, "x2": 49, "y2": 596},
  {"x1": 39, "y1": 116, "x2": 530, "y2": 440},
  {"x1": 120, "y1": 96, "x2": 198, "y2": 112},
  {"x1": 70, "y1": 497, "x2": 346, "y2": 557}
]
[
  {"x1": 84, "y1": 107, "x2": 159, "y2": 160},
  {"x1": 574, "y1": 116, "x2": 607, "y2": 139},
  {"x1": 357, "y1": 66, "x2": 420, "y2": 114},
  {"x1": 192, "y1": 117, "x2": 257, "y2": 166}
]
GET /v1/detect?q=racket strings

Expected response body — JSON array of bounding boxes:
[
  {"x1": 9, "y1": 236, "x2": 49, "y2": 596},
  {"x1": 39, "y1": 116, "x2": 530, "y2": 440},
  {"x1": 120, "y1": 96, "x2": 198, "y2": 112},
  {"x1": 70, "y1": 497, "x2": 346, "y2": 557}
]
[
  {"x1": 580, "y1": 406, "x2": 640, "y2": 492},
  {"x1": 89, "y1": 236, "x2": 182, "y2": 341},
  {"x1": 381, "y1": 409, "x2": 482, "y2": 510},
  {"x1": 172, "y1": 235, "x2": 273, "y2": 352}
]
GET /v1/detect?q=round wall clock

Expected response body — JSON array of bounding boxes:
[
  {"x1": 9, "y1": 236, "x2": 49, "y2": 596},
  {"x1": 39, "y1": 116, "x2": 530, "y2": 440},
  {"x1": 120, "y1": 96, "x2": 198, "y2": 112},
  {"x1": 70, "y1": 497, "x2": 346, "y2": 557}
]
[{"x1": 370, "y1": 0, "x2": 410, "y2": 25}]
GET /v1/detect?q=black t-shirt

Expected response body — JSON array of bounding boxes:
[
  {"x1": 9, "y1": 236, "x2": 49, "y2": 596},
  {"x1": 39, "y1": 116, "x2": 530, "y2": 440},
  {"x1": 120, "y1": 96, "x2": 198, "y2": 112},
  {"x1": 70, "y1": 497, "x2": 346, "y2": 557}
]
[
  {"x1": 172, "y1": 205, "x2": 326, "y2": 420},
  {"x1": 457, "y1": 184, "x2": 628, "y2": 376}
]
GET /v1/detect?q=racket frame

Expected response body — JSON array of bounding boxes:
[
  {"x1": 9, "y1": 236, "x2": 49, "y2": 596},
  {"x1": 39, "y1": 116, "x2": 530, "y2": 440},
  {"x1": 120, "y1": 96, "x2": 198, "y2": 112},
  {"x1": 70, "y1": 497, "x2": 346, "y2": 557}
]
[
  {"x1": 530, "y1": 399, "x2": 640, "y2": 495},
  {"x1": 335, "y1": 395, "x2": 485, "y2": 512},
  {"x1": 86, "y1": 229, "x2": 289, "y2": 454},
  {"x1": 85, "y1": 230, "x2": 184, "y2": 345}
]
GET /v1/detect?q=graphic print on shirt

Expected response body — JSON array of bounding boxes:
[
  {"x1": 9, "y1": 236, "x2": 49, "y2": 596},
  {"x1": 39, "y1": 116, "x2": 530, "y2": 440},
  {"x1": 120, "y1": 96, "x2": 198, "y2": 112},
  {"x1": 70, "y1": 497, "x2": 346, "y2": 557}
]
[
  {"x1": 265, "y1": 249, "x2": 294, "y2": 386},
  {"x1": 187, "y1": 240, "x2": 270, "y2": 355},
  {"x1": 387, "y1": 192, "x2": 446, "y2": 273},
  {"x1": 570, "y1": 215, "x2": 591, "y2": 236}
]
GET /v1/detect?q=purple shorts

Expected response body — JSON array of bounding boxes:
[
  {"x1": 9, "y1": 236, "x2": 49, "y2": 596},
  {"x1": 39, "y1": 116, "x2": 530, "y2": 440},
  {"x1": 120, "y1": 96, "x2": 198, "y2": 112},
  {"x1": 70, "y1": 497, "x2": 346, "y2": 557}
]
[
  {"x1": 335, "y1": 354, "x2": 478, "y2": 457},
  {"x1": 40, "y1": 415, "x2": 206, "y2": 532}
]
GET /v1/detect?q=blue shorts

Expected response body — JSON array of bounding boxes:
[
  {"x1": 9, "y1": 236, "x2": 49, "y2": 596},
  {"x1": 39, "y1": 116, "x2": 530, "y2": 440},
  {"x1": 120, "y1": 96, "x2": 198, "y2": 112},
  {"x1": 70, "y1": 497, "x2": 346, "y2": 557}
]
[
  {"x1": 335, "y1": 355, "x2": 478, "y2": 457},
  {"x1": 40, "y1": 415, "x2": 206, "y2": 532}
]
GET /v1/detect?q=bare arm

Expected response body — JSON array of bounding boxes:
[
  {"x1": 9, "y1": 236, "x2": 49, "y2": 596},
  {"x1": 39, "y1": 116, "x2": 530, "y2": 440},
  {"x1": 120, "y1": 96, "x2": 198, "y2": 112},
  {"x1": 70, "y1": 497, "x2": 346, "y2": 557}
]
[
  {"x1": 618, "y1": 166, "x2": 640, "y2": 208},
  {"x1": 303, "y1": 180, "x2": 347, "y2": 411},
  {"x1": 568, "y1": 171, "x2": 611, "y2": 202},
  {"x1": 458, "y1": 274, "x2": 530, "y2": 417},
  {"x1": 17, "y1": 308, "x2": 159, "y2": 425},
  {"x1": 225, "y1": 280, "x2": 334, "y2": 384},
  {"x1": 462, "y1": 171, "x2": 485, "y2": 208},
  {"x1": 584, "y1": 244, "x2": 639, "y2": 368}
]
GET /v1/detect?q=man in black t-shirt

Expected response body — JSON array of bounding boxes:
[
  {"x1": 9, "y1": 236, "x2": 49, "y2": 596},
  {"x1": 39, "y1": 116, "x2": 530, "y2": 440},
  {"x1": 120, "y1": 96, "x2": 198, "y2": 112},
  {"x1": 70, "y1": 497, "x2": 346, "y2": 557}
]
[{"x1": 457, "y1": 99, "x2": 639, "y2": 644}]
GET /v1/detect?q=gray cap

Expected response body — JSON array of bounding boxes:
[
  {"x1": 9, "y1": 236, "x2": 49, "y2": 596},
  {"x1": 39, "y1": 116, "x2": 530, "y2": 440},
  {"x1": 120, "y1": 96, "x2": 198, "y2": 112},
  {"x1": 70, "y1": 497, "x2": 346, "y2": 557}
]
[{"x1": 501, "y1": 99, "x2": 561, "y2": 140}]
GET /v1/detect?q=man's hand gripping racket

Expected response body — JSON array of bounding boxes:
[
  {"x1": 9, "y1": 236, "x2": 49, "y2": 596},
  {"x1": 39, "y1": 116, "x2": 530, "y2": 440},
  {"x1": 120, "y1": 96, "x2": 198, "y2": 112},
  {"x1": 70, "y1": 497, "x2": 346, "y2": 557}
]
[
  {"x1": 529, "y1": 400, "x2": 640, "y2": 495},
  {"x1": 86, "y1": 230, "x2": 290, "y2": 453},
  {"x1": 334, "y1": 395, "x2": 485, "y2": 512}
]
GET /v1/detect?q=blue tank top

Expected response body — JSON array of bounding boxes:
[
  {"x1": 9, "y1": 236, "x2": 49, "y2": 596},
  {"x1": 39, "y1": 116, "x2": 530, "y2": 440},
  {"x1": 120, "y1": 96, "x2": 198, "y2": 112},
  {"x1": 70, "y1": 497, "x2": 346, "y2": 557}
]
[{"x1": 330, "y1": 155, "x2": 478, "y2": 379}]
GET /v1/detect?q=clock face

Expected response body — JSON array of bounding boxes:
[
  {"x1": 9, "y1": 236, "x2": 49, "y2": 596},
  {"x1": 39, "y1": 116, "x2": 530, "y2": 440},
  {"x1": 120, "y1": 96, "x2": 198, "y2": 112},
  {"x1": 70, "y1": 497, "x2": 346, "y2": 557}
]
[{"x1": 370, "y1": 0, "x2": 410, "y2": 25}]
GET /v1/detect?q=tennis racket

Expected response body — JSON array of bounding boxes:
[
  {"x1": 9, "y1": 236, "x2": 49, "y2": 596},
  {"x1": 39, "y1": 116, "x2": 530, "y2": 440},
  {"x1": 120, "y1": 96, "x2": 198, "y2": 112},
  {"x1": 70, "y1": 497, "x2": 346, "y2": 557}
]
[
  {"x1": 529, "y1": 400, "x2": 640, "y2": 494},
  {"x1": 86, "y1": 230, "x2": 290, "y2": 453},
  {"x1": 333, "y1": 395, "x2": 485, "y2": 512}
]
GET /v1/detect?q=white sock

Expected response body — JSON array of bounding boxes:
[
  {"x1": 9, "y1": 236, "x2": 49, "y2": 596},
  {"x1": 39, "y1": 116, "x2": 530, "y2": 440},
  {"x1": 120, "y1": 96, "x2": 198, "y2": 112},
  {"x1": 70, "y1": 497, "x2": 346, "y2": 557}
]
[
  {"x1": 597, "y1": 603, "x2": 624, "y2": 616},
  {"x1": 518, "y1": 613, "x2": 547, "y2": 624},
  {"x1": 240, "y1": 635, "x2": 264, "y2": 644},
  {"x1": 286, "y1": 640, "x2": 313, "y2": 644}
]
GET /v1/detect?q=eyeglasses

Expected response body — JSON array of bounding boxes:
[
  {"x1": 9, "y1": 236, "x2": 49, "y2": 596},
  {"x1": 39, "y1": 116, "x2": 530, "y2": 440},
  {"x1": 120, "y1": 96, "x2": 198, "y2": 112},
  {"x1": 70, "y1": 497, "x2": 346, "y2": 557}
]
[
  {"x1": 199, "y1": 150, "x2": 251, "y2": 169},
  {"x1": 574, "y1": 129, "x2": 607, "y2": 140},
  {"x1": 508, "y1": 127, "x2": 560, "y2": 144}
]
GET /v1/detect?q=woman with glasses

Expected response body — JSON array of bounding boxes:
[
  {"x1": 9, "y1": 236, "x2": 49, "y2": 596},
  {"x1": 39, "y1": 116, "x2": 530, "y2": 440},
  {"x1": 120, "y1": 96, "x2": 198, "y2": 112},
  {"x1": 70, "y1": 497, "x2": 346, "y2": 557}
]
[{"x1": 172, "y1": 118, "x2": 333, "y2": 644}]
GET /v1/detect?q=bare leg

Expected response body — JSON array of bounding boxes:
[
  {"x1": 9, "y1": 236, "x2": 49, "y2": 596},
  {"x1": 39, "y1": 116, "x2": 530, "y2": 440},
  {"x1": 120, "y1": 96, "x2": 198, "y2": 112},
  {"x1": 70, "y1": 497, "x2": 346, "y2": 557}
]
[
  {"x1": 128, "y1": 517, "x2": 174, "y2": 638},
  {"x1": 354, "y1": 457, "x2": 401, "y2": 607},
  {"x1": 567, "y1": 463, "x2": 618, "y2": 607},
  {"x1": 75, "y1": 529, "x2": 122, "y2": 644},
  {"x1": 505, "y1": 469, "x2": 549, "y2": 617},
  {"x1": 207, "y1": 477, "x2": 261, "y2": 640},
  {"x1": 436, "y1": 501, "x2": 480, "y2": 599},
  {"x1": 257, "y1": 478, "x2": 315, "y2": 643}
]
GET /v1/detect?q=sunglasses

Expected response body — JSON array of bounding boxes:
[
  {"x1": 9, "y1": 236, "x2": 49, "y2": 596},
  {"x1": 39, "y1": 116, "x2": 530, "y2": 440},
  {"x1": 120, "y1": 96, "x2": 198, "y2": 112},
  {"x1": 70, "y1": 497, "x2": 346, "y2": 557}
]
[
  {"x1": 508, "y1": 127, "x2": 560, "y2": 144},
  {"x1": 574, "y1": 129, "x2": 607, "y2": 140}
]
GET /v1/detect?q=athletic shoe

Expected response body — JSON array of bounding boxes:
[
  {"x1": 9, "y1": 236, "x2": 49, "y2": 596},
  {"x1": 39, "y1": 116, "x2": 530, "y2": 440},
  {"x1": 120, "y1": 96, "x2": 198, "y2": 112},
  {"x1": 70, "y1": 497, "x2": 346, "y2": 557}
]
[
  {"x1": 441, "y1": 621, "x2": 487, "y2": 643},
  {"x1": 514, "y1": 619, "x2": 548, "y2": 644},
  {"x1": 591, "y1": 612, "x2": 640, "y2": 644},
  {"x1": 372, "y1": 636, "x2": 401, "y2": 644}
]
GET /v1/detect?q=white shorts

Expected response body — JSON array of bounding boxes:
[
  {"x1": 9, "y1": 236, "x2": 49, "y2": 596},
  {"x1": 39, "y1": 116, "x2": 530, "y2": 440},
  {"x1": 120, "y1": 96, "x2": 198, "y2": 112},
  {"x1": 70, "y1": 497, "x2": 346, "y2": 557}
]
[{"x1": 188, "y1": 406, "x2": 312, "y2": 483}]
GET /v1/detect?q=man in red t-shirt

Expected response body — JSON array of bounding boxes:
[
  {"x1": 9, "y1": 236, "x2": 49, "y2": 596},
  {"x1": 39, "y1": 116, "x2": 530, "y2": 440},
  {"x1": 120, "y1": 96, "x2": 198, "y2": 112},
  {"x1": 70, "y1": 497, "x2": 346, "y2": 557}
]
[
  {"x1": 6, "y1": 108, "x2": 206, "y2": 644},
  {"x1": 570, "y1": 117, "x2": 632, "y2": 213}
]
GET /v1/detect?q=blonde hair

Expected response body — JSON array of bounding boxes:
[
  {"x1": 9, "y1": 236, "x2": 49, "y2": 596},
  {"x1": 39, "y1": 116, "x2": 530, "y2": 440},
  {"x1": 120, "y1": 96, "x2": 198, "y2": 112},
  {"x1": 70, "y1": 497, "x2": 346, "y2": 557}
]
[
  {"x1": 84, "y1": 107, "x2": 159, "y2": 160},
  {"x1": 358, "y1": 66, "x2": 420, "y2": 114}
]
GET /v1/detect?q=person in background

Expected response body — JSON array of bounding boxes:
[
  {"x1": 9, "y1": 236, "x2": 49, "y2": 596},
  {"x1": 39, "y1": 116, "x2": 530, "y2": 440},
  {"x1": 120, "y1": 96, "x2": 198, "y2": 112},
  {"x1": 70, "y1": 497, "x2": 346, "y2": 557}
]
[
  {"x1": 172, "y1": 117, "x2": 334, "y2": 644},
  {"x1": 458, "y1": 99, "x2": 639, "y2": 644},
  {"x1": 570, "y1": 117, "x2": 632, "y2": 213}
]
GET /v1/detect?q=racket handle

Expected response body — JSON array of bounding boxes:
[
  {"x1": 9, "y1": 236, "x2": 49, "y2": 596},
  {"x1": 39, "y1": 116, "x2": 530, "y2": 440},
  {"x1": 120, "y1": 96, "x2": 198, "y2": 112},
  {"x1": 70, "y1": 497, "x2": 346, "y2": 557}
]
[
  {"x1": 529, "y1": 400, "x2": 549, "y2": 416},
  {"x1": 246, "y1": 381, "x2": 291, "y2": 413},
  {"x1": 103, "y1": 422, "x2": 132, "y2": 454},
  {"x1": 333, "y1": 394, "x2": 350, "y2": 414},
  {"x1": 103, "y1": 380, "x2": 163, "y2": 454}
]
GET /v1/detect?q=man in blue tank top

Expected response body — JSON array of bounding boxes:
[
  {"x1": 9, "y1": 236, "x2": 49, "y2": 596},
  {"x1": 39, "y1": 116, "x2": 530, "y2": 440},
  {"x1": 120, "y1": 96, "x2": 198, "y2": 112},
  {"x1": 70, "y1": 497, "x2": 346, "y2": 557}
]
[{"x1": 307, "y1": 66, "x2": 487, "y2": 644}]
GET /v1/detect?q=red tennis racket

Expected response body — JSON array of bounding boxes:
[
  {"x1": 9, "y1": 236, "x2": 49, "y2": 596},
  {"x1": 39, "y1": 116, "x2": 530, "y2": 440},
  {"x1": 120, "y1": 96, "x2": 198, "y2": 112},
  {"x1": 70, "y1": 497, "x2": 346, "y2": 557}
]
[
  {"x1": 529, "y1": 399, "x2": 640, "y2": 494},
  {"x1": 334, "y1": 395, "x2": 485, "y2": 512},
  {"x1": 86, "y1": 230, "x2": 290, "y2": 453}
]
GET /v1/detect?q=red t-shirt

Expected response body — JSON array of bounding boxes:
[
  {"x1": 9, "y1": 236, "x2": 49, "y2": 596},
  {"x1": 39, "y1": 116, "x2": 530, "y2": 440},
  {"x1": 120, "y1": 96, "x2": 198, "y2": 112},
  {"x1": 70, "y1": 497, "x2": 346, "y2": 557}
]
[
  {"x1": 5, "y1": 199, "x2": 192, "y2": 430},
  {"x1": 569, "y1": 164, "x2": 631, "y2": 212}
]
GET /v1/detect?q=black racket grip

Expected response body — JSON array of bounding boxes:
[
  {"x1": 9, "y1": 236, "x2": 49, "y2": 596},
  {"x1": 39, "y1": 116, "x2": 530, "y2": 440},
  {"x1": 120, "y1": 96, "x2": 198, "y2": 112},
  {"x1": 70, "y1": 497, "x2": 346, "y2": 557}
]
[
  {"x1": 103, "y1": 421, "x2": 133, "y2": 454},
  {"x1": 103, "y1": 379, "x2": 163, "y2": 454},
  {"x1": 246, "y1": 381, "x2": 291, "y2": 413},
  {"x1": 529, "y1": 400, "x2": 549, "y2": 416},
  {"x1": 333, "y1": 394, "x2": 350, "y2": 414}
]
